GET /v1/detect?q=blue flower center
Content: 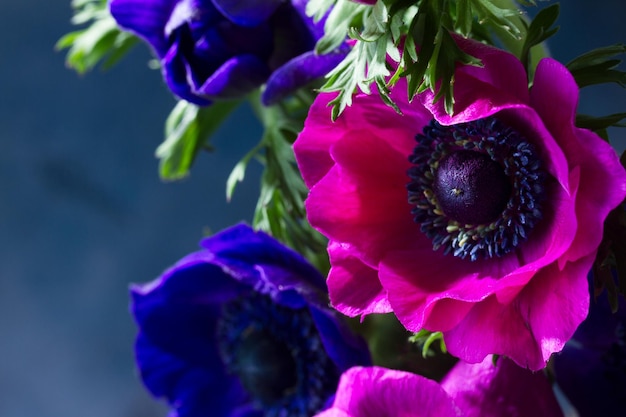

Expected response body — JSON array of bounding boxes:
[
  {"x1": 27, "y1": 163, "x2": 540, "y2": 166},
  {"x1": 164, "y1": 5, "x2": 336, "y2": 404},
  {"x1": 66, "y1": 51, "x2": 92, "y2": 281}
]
[
  {"x1": 216, "y1": 292, "x2": 339, "y2": 416},
  {"x1": 234, "y1": 329, "x2": 298, "y2": 404},
  {"x1": 407, "y1": 117, "x2": 547, "y2": 261}
]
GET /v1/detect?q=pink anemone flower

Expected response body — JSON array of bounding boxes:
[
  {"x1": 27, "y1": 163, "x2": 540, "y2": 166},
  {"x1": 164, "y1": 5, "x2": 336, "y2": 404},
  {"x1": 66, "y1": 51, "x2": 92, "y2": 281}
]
[
  {"x1": 293, "y1": 37, "x2": 626, "y2": 370},
  {"x1": 316, "y1": 358, "x2": 564, "y2": 417}
]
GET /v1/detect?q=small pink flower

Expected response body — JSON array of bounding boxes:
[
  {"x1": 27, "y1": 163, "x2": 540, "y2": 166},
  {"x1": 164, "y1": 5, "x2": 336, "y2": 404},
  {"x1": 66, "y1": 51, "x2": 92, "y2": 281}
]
[
  {"x1": 316, "y1": 358, "x2": 564, "y2": 417},
  {"x1": 294, "y1": 37, "x2": 626, "y2": 370}
]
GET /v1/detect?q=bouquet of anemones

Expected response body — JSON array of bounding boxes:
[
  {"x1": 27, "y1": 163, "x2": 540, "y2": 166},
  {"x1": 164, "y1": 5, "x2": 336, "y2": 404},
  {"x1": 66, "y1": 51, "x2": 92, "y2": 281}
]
[{"x1": 59, "y1": 0, "x2": 626, "y2": 415}]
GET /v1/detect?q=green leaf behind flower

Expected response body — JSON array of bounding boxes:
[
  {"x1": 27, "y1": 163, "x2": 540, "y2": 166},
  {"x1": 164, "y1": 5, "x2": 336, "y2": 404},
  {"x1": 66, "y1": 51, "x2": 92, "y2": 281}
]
[
  {"x1": 567, "y1": 44, "x2": 626, "y2": 89},
  {"x1": 576, "y1": 113, "x2": 626, "y2": 142},
  {"x1": 409, "y1": 329, "x2": 448, "y2": 358},
  {"x1": 311, "y1": 0, "x2": 542, "y2": 119},
  {"x1": 519, "y1": 3, "x2": 559, "y2": 76},
  {"x1": 226, "y1": 92, "x2": 330, "y2": 272},
  {"x1": 157, "y1": 100, "x2": 241, "y2": 180},
  {"x1": 56, "y1": 0, "x2": 138, "y2": 73}
]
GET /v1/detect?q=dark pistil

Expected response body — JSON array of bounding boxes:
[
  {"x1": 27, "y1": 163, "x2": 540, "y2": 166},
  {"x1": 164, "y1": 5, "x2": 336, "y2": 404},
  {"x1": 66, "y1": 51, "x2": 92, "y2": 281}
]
[
  {"x1": 234, "y1": 328, "x2": 298, "y2": 403},
  {"x1": 217, "y1": 292, "x2": 339, "y2": 416},
  {"x1": 433, "y1": 150, "x2": 511, "y2": 225},
  {"x1": 407, "y1": 117, "x2": 547, "y2": 260}
]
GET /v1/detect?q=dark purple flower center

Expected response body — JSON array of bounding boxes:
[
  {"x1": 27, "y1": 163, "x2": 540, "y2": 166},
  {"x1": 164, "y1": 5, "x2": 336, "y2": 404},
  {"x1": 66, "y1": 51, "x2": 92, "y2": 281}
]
[
  {"x1": 407, "y1": 117, "x2": 547, "y2": 261},
  {"x1": 234, "y1": 329, "x2": 298, "y2": 403},
  {"x1": 433, "y1": 150, "x2": 512, "y2": 225},
  {"x1": 216, "y1": 292, "x2": 339, "y2": 416}
]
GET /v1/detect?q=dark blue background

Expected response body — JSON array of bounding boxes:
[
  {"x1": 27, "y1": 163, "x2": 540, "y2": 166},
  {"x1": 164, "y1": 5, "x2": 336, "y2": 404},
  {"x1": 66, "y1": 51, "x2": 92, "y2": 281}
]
[{"x1": 0, "y1": 1, "x2": 624, "y2": 417}]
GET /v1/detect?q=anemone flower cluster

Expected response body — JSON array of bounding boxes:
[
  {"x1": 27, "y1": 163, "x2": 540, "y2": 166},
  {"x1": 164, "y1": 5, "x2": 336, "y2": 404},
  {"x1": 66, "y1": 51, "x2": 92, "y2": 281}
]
[
  {"x1": 130, "y1": 224, "x2": 370, "y2": 417},
  {"x1": 109, "y1": 0, "x2": 346, "y2": 105},
  {"x1": 294, "y1": 36, "x2": 626, "y2": 370},
  {"x1": 316, "y1": 357, "x2": 564, "y2": 417}
]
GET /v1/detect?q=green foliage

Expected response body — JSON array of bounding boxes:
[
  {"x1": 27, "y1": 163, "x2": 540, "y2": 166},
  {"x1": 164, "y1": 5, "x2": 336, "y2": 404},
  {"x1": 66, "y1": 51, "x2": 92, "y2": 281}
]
[
  {"x1": 519, "y1": 3, "x2": 559, "y2": 76},
  {"x1": 315, "y1": 0, "x2": 363, "y2": 54},
  {"x1": 401, "y1": 0, "x2": 482, "y2": 115},
  {"x1": 308, "y1": 0, "x2": 541, "y2": 119},
  {"x1": 226, "y1": 93, "x2": 330, "y2": 273},
  {"x1": 409, "y1": 329, "x2": 448, "y2": 358},
  {"x1": 463, "y1": 0, "x2": 524, "y2": 39},
  {"x1": 576, "y1": 113, "x2": 626, "y2": 141},
  {"x1": 306, "y1": 0, "x2": 340, "y2": 22},
  {"x1": 567, "y1": 44, "x2": 626, "y2": 88},
  {"x1": 569, "y1": 45, "x2": 626, "y2": 141},
  {"x1": 158, "y1": 100, "x2": 241, "y2": 180},
  {"x1": 56, "y1": 0, "x2": 138, "y2": 73}
]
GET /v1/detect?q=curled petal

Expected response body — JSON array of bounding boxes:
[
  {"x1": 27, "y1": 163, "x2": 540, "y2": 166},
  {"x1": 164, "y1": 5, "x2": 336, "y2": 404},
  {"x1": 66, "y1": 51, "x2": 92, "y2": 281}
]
[
  {"x1": 262, "y1": 49, "x2": 348, "y2": 105},
  {"x1": 198, "y1": 223, "x2": 328, "y2": 305},
  {"x1": 195, "y1": 55, "x2": 270, "y2": 100},
  {"x1": 109, "y1": 0, "x2": 176, "y2": 54},
  {"x1": 419, "y1": 38, "x2": 529, "y2": 125},
  {"x1": 327, "y1": 242, "x2": 392, "y2": 317},
  {"x1": 318, "y1": 367, "x2": 462, "y2": 417},
  {"x1": 442, "y1": 255, "x2": 592, "y2": 370}
]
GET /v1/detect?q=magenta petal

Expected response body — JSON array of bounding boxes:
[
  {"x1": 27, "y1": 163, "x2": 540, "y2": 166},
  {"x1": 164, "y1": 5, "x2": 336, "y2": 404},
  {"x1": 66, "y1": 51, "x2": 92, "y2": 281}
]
[
  {"x1": 516, "y1": 254, "x2": 593, "y2": 365},
  {"x1": 564, "y1": 129, "x2": 626, "y2": 261},
  {"x1": 296, "y1": 35, "x2": 625, "y2": 370},
  {"x1": 296, "y1": 82, "x2": 431, "y2": 189},
  {"x1": 441, "y1": 356, "x2": 564, "y2": 417},
  {"x1": 453, "y1": 37, "x2": 530, "y2": 104},
  {"x1": 531, "y1": 59, "x2": 626, "y2": 262},
  {"x1": 420, "y1": 72, "x2": 527, "y2": 126},
  {"x1": 327, "y1": 242, "x2": 392, "y2": 317},
  {"x1": 496, "y1": 105, "x2": 571, "y2": 193},
  {"x1": 316, "y1": 409, "x2": 351, "y2": 417},
  {"x1": 443, "y1": 255, "x2": 592, "y2": 370},
  {"x1": 320, "y1": 366, "x2": 462, "y2": 417},
  {"x1": 419, "y1": 38, "x2": 528, "y2": 124},
  {"x1": 379, "y1": 247, "x2": 483, "y2": 332},
  {"x1": 304, "y1": 131, "x2": 417, "y2": 266},
  {"x1": 443, "y1": 294, "x2": 544, "y2": 369},
  {"x1": 530, "y1": 58, "x2": 579, "y2": 139},
  {"x1": 378, "y1": 237, "x2": 546, "y2": 332},
  {"x1": 294, "y1": 92, "x2": 342, "y2": 188},
  {"x1": 514, "y1": 169, "x2": 578, "y2": 271},
  {"x1": 304, "y1": 92, "x2": 431, "y2": 263}
]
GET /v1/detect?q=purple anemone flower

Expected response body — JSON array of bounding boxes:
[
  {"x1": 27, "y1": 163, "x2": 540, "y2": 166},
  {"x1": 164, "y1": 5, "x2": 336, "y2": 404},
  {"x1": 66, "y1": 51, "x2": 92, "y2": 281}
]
[
  {"x1": 294, "y1": 36, "x2": 626, "y2": 370},
  {"x1": 131, "y1": 224, "x2": 370, "y2": 417},
  {"x1": 109, "y1": 0, "x2": 346, "y2": 105},
  {"x1": 316, "y1": 357, "x2": 564, "y2": 417},
  {"x1": 552, "y1": 278, "x2": 626, "y2": 417}
]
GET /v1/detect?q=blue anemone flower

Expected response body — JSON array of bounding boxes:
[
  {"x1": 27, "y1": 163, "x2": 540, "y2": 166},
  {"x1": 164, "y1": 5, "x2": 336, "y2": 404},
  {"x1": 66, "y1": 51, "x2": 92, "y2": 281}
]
[
  {"x1": 131, "y1": 224, "x2": 370, "y2": 417},
  {"x1": 109, "y1": 0, "x2": 347, "y2": 105}
]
